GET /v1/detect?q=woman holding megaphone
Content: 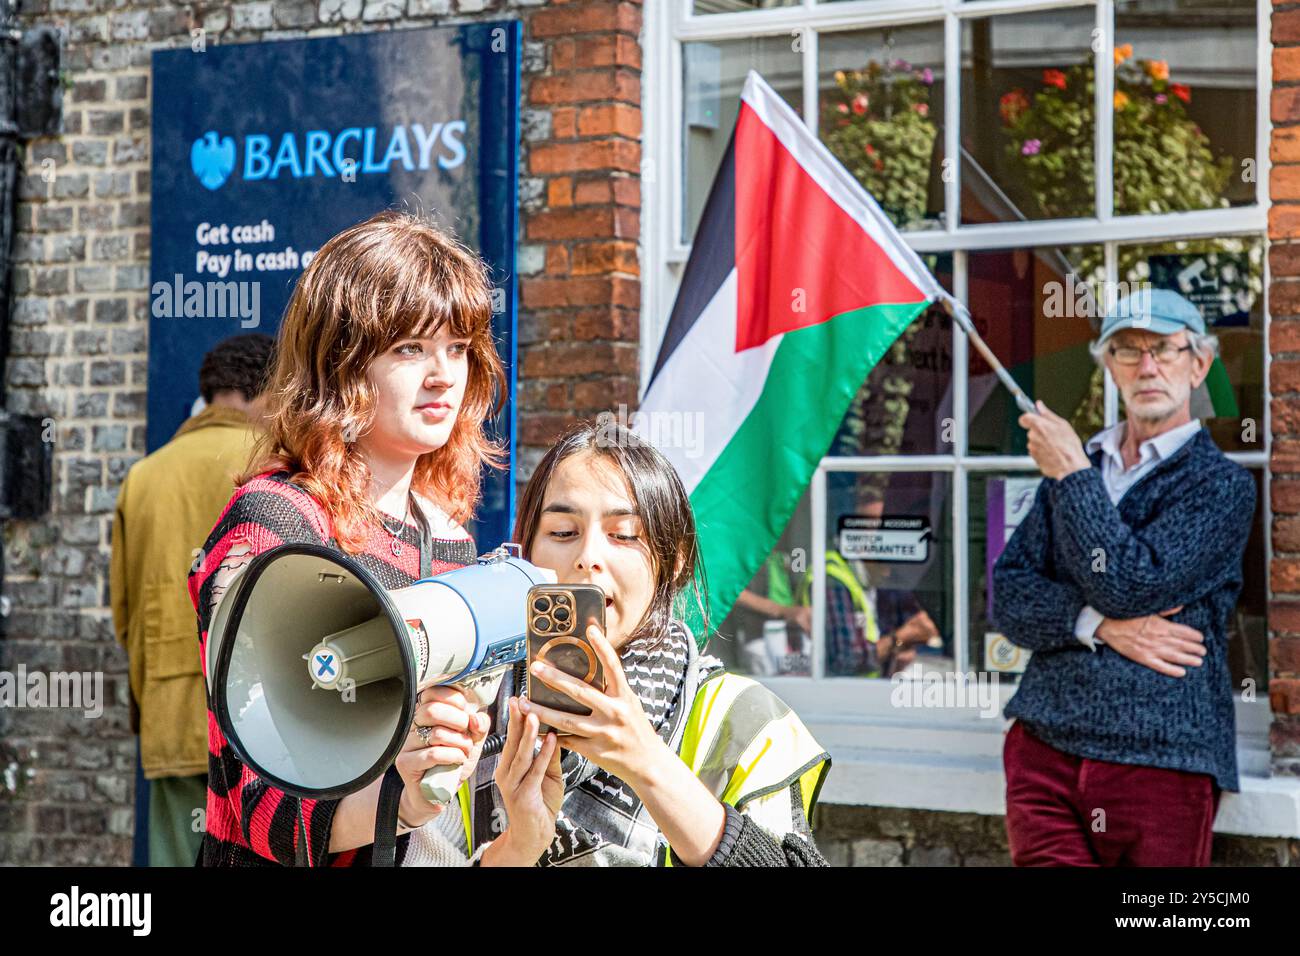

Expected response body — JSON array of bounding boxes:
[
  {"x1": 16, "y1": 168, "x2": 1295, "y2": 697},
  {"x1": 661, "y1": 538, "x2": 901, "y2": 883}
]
[
  {"x1": 188, "y1": 210, "x2": 504, "y2": 866},
  {"x1": 404, "y1": 421, "x2": 831, "y2": 867}
]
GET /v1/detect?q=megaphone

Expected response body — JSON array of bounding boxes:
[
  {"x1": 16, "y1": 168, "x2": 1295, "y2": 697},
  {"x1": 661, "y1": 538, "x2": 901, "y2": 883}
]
[{"x1": 204, "y1": 543, "x2": 555, "y2": 805}]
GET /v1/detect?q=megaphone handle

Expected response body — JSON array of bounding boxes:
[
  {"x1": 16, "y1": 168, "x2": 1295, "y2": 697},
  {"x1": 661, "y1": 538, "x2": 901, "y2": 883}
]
[
  {"x1": 416, "y1": 669, "x2": 511, "y2": 805},
  {"x1": 419, "y1": 764, "x2": 462, "y2": 805}
]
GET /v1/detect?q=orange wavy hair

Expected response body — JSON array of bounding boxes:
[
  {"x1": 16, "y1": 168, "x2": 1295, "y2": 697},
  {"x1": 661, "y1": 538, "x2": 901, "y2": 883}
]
[{"x1": 241, "y1": 209, "x2": 507, "y2": 553}]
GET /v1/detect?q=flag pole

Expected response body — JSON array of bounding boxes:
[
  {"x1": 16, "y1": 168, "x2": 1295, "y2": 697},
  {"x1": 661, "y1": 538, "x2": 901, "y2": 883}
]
[{"x1": 938, "y1": 296, "x2": 1038, "y2": 416}]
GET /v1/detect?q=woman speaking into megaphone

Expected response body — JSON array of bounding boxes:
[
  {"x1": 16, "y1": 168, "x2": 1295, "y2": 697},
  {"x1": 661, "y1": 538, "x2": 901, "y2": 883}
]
[
  {"x1": 403, "y1": 421, "x2": 831, "y2": 867},
  {"x1": 187, "y1": 210, "x2": 505, "y2": 866}
]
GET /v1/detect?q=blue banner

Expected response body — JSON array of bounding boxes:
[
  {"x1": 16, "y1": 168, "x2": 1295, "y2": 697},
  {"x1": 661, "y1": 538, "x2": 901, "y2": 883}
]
[{"x1": 150, "y1": 23, "x2": 521, "y2": 546}]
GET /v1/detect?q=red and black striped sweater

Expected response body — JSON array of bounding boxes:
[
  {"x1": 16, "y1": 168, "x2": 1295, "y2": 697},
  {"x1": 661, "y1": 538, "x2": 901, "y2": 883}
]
[{"x1": 187, "y1": 471, "x2": 477, "y2": 866}]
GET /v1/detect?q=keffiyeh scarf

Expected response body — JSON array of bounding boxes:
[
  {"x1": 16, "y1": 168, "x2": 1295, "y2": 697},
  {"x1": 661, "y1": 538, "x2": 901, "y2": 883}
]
[{"x1": 409, "y1": 619, "x2": 724, "y2": 867}]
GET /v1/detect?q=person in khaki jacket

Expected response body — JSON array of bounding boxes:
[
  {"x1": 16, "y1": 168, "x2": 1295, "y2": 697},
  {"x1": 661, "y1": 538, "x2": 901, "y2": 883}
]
[{"x1": 111, "y1": 334, "x2": 274, "y2": 866}]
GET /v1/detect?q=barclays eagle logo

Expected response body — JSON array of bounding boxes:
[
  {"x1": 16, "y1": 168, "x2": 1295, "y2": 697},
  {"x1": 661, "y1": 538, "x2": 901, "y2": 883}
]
[{"x1": 191, "y1": 131, "x2": 236, "y2": 190}]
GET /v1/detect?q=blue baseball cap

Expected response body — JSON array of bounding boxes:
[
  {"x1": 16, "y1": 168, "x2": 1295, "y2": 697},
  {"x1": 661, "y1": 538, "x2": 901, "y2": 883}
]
[{"x1": 1099, "y1": 288, "x2": 1206, "y2": 343}]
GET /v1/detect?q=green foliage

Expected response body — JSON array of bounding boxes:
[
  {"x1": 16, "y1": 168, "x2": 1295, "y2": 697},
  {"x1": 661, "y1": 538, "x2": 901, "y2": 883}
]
[
  {"x1": 1000, "y1": 51, "x2": 1233, "y2": 220},
  {"x1": 820, "y1": 59, "x2": 939, "y2": 231}
]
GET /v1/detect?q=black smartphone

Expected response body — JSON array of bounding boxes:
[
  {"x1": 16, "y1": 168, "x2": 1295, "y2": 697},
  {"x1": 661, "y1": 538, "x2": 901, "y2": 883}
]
[{"x1": 526, "y1": 583, "x2": 607, "y2": 734}]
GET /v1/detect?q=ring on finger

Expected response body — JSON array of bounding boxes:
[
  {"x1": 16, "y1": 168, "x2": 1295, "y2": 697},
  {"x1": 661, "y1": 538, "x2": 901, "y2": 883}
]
[{"x1": 415, "y1": 724, "x2": 433, "y2": 744}]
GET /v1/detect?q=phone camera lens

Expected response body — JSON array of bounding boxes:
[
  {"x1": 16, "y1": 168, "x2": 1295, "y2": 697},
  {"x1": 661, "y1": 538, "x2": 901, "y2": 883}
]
[
  {"x1": 554, "y1": 594, "x2": 571, "y2": 607},
  {"x1": 533, "y1": 616, "x2": 552, "y2": 633},
  {"x1": 552, "y1": 606, "x2": 571, "y2": 623},
  {"x1": 533, "y1": 596, "x2": 552, "y2": 613}
]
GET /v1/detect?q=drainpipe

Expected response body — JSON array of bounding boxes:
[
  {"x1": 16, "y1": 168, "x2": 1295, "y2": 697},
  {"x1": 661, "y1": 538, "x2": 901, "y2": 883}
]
[{"x1": 0, "y1": 3, "x2": 62, "y2": 631}]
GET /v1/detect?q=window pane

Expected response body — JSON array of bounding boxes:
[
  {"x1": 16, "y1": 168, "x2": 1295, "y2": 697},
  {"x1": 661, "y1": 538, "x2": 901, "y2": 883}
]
[
  {"x1": 961, "y1": 9, "x2": 1096, "y2": 223},
  {"x1": 828, "y1": 259, "x2": 954, "y2": 457},
  {"x1": 967, "y1": 245, "x2": 1102, "y2": 455},
  {"x1": 693, "y1": 0, "x2": 799, "y2": 13},
  {"x1": 682, "y1": 37, "x2": 802, "y2": 243},
  {"x1": 970, "y1": 470, "x2": 1041, "y2": 679},
  {"x1": 1112, "y1": 237, "x2": 1264, "y2": 452},
  {"x1": 710, "y1": 486, "x2": 813, "y2": 677},
  {"x1": 822, "y1": 471, "x2": 954, "y2": 678},
  {"x1": 1231, "y1": 469, "x2": 1268, "y2": 693},
  {"x1": 1113, "y1": 0, "x2": 1256, "y2": 213},
  {"x1": 818, "y1": 24, "x2": 946, "y2": 232}
]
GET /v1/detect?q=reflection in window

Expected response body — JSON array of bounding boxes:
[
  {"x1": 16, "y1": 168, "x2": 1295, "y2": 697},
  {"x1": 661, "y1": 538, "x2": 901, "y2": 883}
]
[
  {"x1": 823, "y1": 472, "x2": 953, "y2": 679},
  {"x1": 1114, "y1": 0, "x2": 1255, "y2": 210},
  {"x1": 962, "y1": 9, "x2": 1096, "y2": 223},
  {"x1": 1109, "y1": 238, "x2": 1263, "y2": 451},
  {"x1": 818, "y1": 24, "x2": 946, "y2": 232},
  {"x1": 967, "y1": 246, "x2": 1102, "y2": 454},
  {"x1": 1229, "y1": 470, "x2": 1269, "y2": 692},
  {"x1": 682, "y1": 37, "x2": 801, "y2": 242},
  {"x1": 829, "y1": 261, "x2": 953, "y2": 458},
  {"x1": 969, "y1": 471, "x2": 1041, "y2": 679},
  {"x1": 710, "y1": 488, "x2": 813, "y2": 677}
]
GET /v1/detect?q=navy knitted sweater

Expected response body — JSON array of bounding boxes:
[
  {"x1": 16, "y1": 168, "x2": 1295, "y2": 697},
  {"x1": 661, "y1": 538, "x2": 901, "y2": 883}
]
[{"x1": 992, "y1": 428, "x2": 1255, "y2": 791}]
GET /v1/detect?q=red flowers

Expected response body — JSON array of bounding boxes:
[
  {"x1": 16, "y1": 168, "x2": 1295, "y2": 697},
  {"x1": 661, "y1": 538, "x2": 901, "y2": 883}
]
[
  {"x1": 1043, "y1": 69, "x2": 1067, "y2": 90},
  {"x1": 1170, "y1": 83, "x2": 1191, "y2": 103},
  {"x1": 1000, "y1": 88, "x2": 1030, "y2": 125}
]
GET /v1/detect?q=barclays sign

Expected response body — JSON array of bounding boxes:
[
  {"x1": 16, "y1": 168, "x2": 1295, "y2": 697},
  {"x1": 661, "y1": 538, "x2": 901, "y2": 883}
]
[
  {"x1": 191, "y1": 120, "x2": 468, "y2": 190},
  {"x1": 151, "y1": 23, "x2": 520, "y2": 552}
]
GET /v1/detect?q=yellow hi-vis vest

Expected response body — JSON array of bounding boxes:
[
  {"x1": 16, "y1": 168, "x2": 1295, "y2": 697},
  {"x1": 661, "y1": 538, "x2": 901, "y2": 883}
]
[
  {"x1": 454, "y1": 670, "x2": 831, "y2": 865},
  {"x1": 797, "y1": 550, "x2": 880, "y2": 644}
]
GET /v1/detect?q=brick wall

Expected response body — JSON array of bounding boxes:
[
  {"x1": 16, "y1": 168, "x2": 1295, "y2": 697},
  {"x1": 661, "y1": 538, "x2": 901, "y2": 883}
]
[
  {"x1": 1273, "y1": 2, "x2": 1300, "y2": 777},
  {"x1": 0, "y1": 0, "x2": 642, "y2": 866},
  {"x1": 517, "y1": 0, "x2": 642, "y2": 475}
]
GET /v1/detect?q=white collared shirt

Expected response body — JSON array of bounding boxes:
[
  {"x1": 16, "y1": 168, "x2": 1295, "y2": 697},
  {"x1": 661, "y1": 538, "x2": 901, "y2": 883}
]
[{"x1": 1073, "y1": 419, "x2": 1201, "y2": 649}]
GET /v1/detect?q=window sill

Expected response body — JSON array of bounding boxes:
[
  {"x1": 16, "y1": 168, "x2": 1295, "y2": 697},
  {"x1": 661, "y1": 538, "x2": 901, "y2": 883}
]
[
  {"x1": 762, "y1": 677, "x2": 1300, "y2": 839},
  {"x1": 817, "y1": 740, "x2": 1300, "y2": 840}
]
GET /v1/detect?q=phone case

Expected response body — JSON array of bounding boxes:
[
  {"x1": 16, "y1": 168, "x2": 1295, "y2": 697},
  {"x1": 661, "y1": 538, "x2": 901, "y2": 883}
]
[{"x1": 526, "y1": 583, "x2": 607, "y2": 734}]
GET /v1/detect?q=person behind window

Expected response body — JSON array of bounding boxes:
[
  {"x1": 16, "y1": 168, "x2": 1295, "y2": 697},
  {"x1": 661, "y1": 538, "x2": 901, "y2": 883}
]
[
  {"x1": 807, "y1": 495, "x2": 939, "y2": 677},
  {"x1": 732, "y1": 547, "x2": 812, "y2": 674}
]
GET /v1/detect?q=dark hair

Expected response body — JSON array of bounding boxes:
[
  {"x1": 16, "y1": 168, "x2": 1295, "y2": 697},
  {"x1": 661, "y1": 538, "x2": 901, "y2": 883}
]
[
  {"x1": 512, "y1": 420, "x2": 710, "y2": 646},
  {"x1": 199, "y1": 333, "x2": 276, "y2": 403}
]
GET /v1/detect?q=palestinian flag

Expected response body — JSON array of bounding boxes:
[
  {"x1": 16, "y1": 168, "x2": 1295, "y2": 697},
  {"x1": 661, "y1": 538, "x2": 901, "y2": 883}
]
[{"x1": 637, "y1": 71, "x2": 949, "y2": 647}]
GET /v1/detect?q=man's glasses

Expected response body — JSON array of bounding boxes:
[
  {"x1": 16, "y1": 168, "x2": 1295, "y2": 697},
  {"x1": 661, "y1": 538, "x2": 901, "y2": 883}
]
[{"x1": 1108, "y1": 343, "x2": 1193, "y2": 366}]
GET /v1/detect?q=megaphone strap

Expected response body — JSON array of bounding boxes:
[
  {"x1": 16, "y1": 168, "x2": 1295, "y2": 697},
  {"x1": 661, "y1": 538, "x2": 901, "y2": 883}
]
[
  {"x1": 372, "y1": 765, "x2": 405, "y2": 868},
  {"x1": 410, "y1": 492, "x2": 433, "y2": 580}
]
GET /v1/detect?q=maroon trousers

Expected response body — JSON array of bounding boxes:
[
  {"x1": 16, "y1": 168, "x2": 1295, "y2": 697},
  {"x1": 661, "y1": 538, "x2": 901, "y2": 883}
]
[{"x1": 1003, "y1": 720, "x2": 1221, "y2": 867}]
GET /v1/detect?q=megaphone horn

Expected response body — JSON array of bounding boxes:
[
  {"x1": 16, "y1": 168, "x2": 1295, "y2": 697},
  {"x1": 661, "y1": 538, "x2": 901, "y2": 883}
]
[{"x1": 205, "y1": 542, "x2": 556, "y2": 805}]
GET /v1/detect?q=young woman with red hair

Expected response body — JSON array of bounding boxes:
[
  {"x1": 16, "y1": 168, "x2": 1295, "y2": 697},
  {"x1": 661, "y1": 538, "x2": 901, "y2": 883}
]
[{"x1": 188, "y1": 210, "x2": 506, "y2": 866}]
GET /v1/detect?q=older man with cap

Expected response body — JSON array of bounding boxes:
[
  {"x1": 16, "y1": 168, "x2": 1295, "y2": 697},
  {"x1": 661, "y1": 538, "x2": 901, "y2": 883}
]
[{"x1": 991, "y1": 288, "x2": 1255, "y2": 866}]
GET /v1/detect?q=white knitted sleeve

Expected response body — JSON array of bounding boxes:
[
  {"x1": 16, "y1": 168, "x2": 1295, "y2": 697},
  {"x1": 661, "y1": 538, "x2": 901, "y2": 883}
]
[{"x1": 401, "y1": 812, "x2": 472, "y2": 867}]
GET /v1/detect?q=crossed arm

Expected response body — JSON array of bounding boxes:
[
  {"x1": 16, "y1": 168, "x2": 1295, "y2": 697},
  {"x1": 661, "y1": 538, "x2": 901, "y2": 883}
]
[{"x1": 992, "y1": 469, "x2": 1253, "y2": 670}]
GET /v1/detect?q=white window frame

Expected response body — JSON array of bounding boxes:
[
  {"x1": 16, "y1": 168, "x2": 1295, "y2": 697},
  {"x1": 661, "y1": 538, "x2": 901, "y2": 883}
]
[{"x1": 641, "y1": 0, "x2": 1296, "y2": 833}]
